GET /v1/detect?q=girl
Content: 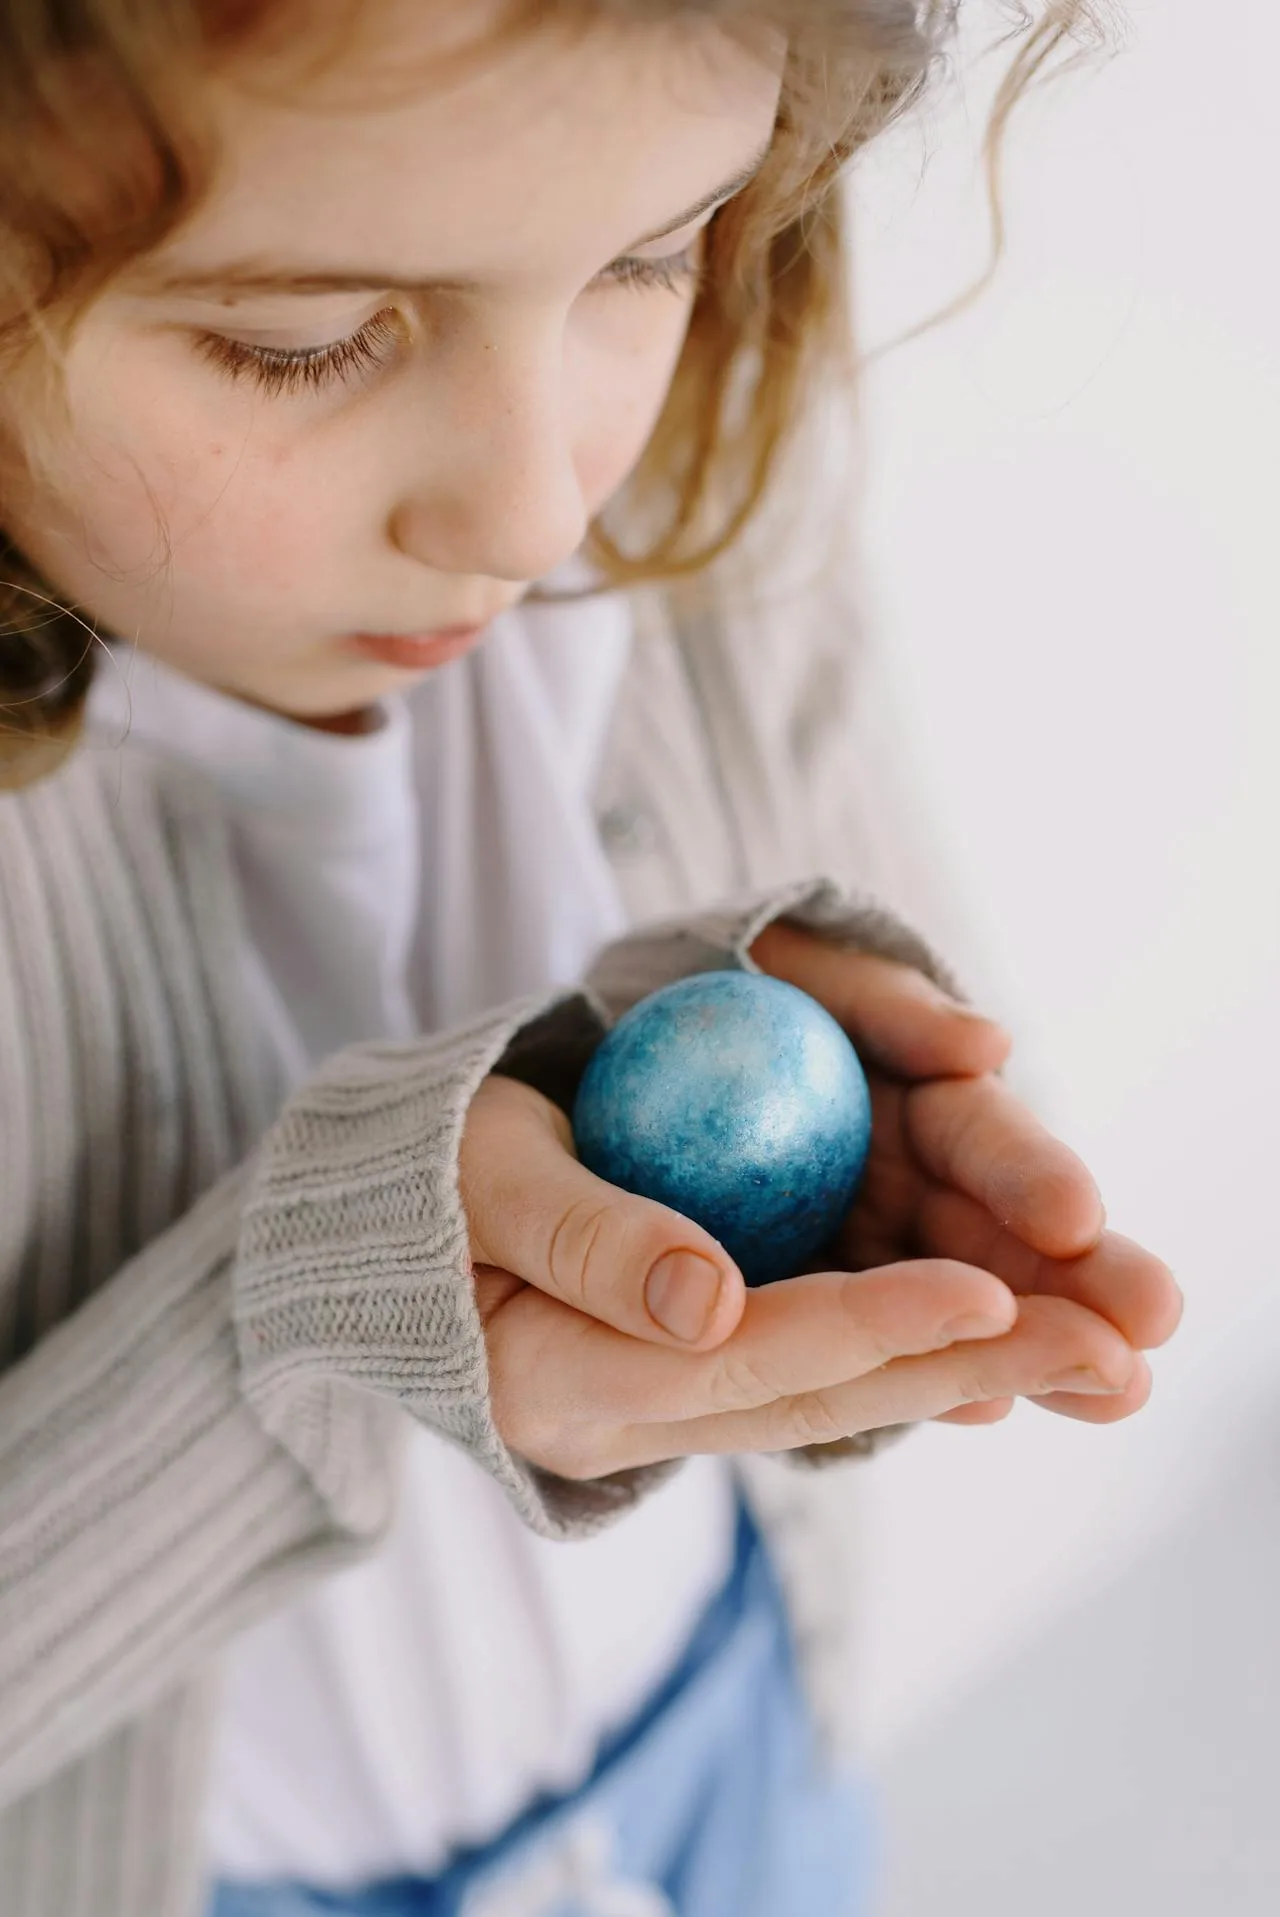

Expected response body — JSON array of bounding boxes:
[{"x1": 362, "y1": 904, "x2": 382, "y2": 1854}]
[{"x1": 0, "y1": 2, "x2": 1181, "y2": 1915}]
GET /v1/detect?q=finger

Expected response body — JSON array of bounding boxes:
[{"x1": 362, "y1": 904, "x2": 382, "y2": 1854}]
[
  {"x1": 462, "y1": 1076, "x2": 744, "y2": 1350},
  {"x1": 908, "y1": 1074, "x2": 1106, "y2": 1258},
  {"x1": 486, "y1": 1258, "x2": 1018, "y2": 1431},
  {"x1": 934, "y1": 1398, "x2": 1017, "y2": 1425},
  {"x1": 750, "y1": 920, "x2": 1011, "y2": 1079},
  {"x1": 916, "y1": 1186, "x2": 1184, "y2": 1349},
  {"x1": 1027, "y1": 1352, "x2": 1154, "y2": 1423},
  {"x1": 472, "y1": 1265, "x2": 524, "y2": 1327},
  {"x1": 624, "y1": 1292, "x2": 1138, "y2": 1468}
]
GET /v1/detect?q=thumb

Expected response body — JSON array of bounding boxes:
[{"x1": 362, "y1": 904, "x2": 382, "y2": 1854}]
[{"x1": 461, "y1": 1075, "x2": 746, "y2": 1348}]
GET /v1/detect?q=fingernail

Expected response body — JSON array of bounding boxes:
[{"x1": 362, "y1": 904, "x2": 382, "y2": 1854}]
[
  {"x1": 940, "y1": 1312, "x2": 1013, "y2": 1344},
  {"x1": 1039, "y1": 1365, "x2": 1130, "y2": 1396},
  {"x1": 645, "y1": 1251, "x2": 724, "y2": 1343}
]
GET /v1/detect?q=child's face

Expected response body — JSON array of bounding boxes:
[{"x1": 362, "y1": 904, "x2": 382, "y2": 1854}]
[{"x1": 2, "y1": 3, "x2": 781, "y2": 722}]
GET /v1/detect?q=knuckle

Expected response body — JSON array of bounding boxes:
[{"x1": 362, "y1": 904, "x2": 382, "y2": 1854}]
[
  {"x1": 846, "y1": 1322, "x2": 898, "y2": 1374},
  {"x1": 836, "y1": 1284, "x2": 901, "y2": 1368},
  {"x1": 545, "y1": 1196, "x2": 612, "y2": 1313},
  {"x1": 711, "y1": 1348, "x2": 789, "y2": 1414},
  {"x1": 781, "y1": 1389, "x2": 851, "y2": 1449},
  {"x1": 948, "y1": 1360, "x2": 995, "y2": 1406},
  {"x1": 912, "y1": 1078, "x2": 985, "y2": 1171}
]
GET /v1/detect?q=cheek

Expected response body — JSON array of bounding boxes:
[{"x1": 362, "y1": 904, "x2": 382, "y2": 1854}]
[
  {"x1": 572, "y1": 295, "x2": 696, "y2": 512},
  {"x1": 45, "y1": 333, "x2": 349, "y2": 607},
  {"x1": 49, "y1": 414, "x2": 342, "y2": 613},
  {"x1": 165, "y1": 442, "x2": 347, "y2": 601}
]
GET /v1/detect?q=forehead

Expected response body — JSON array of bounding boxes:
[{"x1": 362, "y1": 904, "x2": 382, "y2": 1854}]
[{"x1": 155, "y1": 7, "x2": 783, "y2": 289}]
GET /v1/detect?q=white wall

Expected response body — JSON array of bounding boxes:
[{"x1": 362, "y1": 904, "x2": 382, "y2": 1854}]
[{"x1": 842, "y1": 0, "x2": 1280, "y2": 1863}]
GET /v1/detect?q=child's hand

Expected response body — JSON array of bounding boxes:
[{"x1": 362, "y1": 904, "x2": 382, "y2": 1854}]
[
  {"x1": 459, "y1": 940, "x2": 1179, "y2": 1477},
  {"x1": 751, "y1": 919, "x2": 1184, "y2": 1430}
]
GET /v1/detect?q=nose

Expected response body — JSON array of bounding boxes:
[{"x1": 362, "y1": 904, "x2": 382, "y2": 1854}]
[{"x1": 387, "y1": 319, "x2": 591, "y2": 585}]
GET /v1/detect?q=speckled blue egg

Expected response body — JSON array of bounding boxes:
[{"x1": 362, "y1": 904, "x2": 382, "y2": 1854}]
[{"x1": 572, "y1": 969, "x2": 872, "y2": 1287}]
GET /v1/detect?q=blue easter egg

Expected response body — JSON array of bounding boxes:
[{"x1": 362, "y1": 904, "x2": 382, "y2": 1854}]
[{"x1": 572, "y1": 969, "x2": 872, "y2": 1287}]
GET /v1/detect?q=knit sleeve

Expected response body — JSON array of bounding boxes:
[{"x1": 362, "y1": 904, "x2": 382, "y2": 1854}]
[
  {"x1": 0, "y1": 748, "x2": 623, "y2": 1812},
  {"x1": 0, "y1": 973, "x2": 617, "y2": 1812}
]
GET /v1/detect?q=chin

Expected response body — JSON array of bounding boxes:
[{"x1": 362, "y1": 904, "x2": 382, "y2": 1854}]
[{"x1": 248, "y1": 658, "x2": 429, "y2": 722}]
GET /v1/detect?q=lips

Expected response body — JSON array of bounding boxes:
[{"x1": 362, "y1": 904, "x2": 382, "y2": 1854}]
[{"x1": 349, "y1": 625, "x2": 489, "y2": 671}]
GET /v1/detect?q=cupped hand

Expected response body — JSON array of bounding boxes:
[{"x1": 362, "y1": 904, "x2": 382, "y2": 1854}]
[
  {"x1": 750, "y1": 919, "x2": 1184, "y2": 1429},
  {"x1": 459, "y1": 1054, "x2": 1158, "y2": 1481}
]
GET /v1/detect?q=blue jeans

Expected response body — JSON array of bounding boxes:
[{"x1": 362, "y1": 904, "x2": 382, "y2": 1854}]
[{"x1": 208, "y1": 1504, "x2": 871, "y2": 1917}]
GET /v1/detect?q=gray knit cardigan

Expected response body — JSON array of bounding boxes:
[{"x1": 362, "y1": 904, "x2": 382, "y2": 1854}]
[{"x1": 0, "y1": 565, "x2": 960, "y2": 1916}]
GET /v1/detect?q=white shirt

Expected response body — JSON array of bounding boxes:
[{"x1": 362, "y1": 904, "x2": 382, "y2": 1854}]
[{"x1": 88, "y1": 591, "x2": 736, "y2": 1888}]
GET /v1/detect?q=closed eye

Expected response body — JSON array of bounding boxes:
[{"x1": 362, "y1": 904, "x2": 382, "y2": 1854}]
[
  {"x1": 598, "y1": 246, "x2": 703, "y2": 295},
  {"x1": 193, "y1": 306, "x2": 405, "y2": 398},
  {"x1": 193, "y1": 242, "x2": 704, "y2": 398}
]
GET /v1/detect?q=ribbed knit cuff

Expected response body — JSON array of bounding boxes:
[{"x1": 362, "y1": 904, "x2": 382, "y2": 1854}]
[
  {"x1": 587, "y1": 875, "x2": 962, "y2": 1020},
  {"x1": 232, "y1": 989, "x2": 661, "y2": 1541}
]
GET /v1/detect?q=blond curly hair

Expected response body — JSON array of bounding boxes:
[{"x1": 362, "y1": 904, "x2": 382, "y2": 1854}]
[{"x1": 0, "y1": 0, "x2": 1098, "y2": 784}]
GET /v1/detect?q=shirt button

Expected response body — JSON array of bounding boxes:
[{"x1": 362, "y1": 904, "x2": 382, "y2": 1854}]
[{"x1": 597, "y1": 801, "x2": 660, "y2": 858}]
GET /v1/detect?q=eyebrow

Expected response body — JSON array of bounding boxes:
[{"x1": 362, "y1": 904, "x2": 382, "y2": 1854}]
[{"x1": 139, "y1": 140, "x2": 773, "y2": 302}]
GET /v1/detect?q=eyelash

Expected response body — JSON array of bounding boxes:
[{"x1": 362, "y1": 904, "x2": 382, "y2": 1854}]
[
  {"x1": 195, "y1": 308, "x2": 405, "y2": 400},
  {"x1": 606, "y1": 248, "x2": 702, "y2": 297},
  {"x1": 195, "y1": 247, "x2": 703, "y2": 399}
]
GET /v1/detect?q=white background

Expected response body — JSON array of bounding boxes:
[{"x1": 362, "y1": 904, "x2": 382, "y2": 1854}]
[{"x1": 844, "y1": 0, "x2": 1280, "y2": 1906}]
